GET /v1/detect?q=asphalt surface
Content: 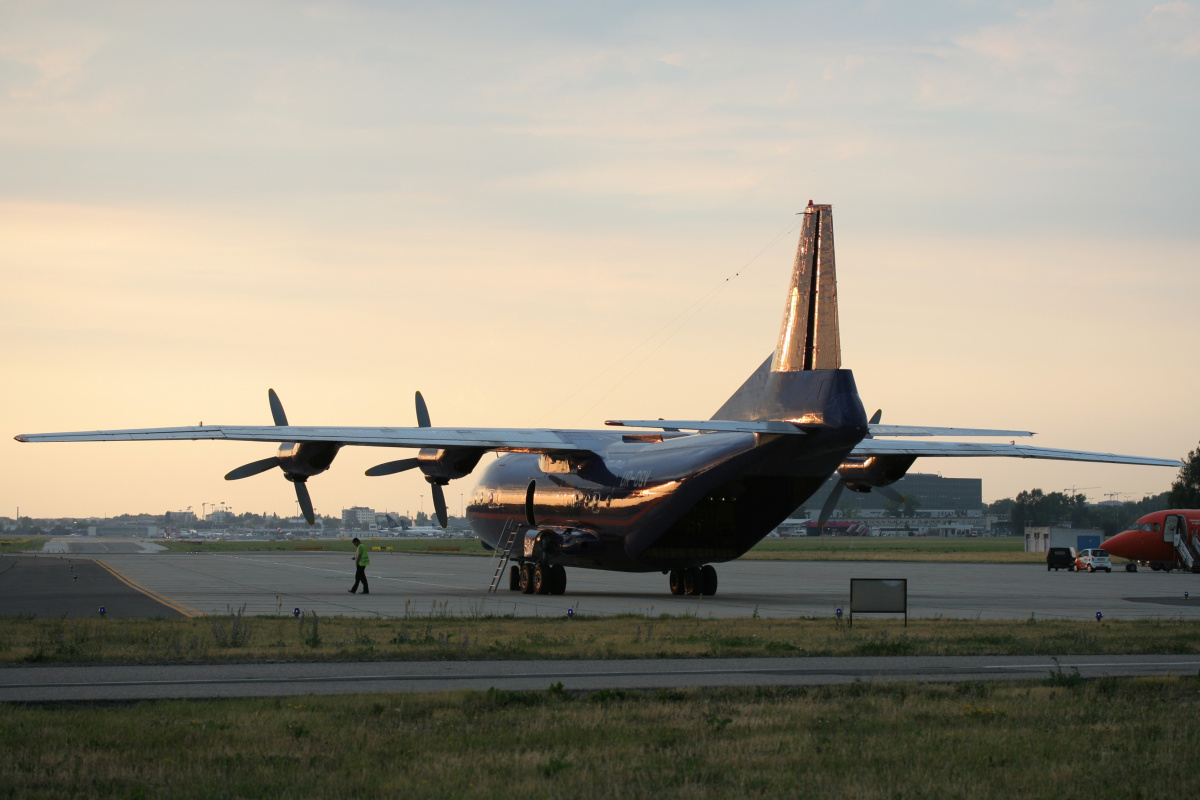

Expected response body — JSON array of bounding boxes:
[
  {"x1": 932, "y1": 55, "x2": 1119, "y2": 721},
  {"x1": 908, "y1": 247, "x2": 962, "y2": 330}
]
[
  {"x1": 3, "y1": 654, "x2": 1198, "y2": 702},
  {"x1": 85, "y1": 548, "x2": 1200, "y2": 622},
  {"x1": 0, "y1": 555, "x2": 183, "y2": 618}
]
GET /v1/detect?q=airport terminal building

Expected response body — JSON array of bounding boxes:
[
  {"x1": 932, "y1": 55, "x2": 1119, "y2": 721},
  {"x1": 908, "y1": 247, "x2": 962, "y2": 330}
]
[{"x1": 780, "y1": 473, "x2": 987, "y2": 536}]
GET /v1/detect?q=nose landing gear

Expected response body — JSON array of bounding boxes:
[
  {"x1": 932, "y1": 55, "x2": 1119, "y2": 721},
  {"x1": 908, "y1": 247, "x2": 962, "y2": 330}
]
[{"x1": 669, "y1": 565, "x2": 717, "y2": 596}]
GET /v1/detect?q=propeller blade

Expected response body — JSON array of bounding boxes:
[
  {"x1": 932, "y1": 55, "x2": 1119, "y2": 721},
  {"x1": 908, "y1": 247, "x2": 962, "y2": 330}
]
[
  {"x1": 431, "y1": 483, "x2": 448, "y2": 528},
  {"x1": 415, "y1": 391, "x2": 431, "y2": 428},
  {"x1": 876, "y1": 486, "x2": 905, "y2": 504},
  {"x1": 364, "y1": 458, "x2": 420, "y2": 477},
  {"x1": 224, "y1": 457, "x2": 280, "y2": 481},
  {"x1": 294, "y1": 481, "x2": 315, "y2": 526},
  {"x1": 869, "y1": 409, "x2": 882, "y2": 425},
  {"x1": 817, "y1": 479, "x2": 846, "y2": 527},
  {"x1": 268, "y1": 389, "x2": 289, "y2": 427}
]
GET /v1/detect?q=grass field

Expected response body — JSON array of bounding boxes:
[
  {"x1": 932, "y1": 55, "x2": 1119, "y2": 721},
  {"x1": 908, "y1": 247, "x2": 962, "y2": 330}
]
[
  {"x1": 0, "y1": 535, "x2": 50, "y2": 552},
  {"x1": 3, "y1": 677, "x2": 1198, "y2": 798},
  {"x1": 5, "y1": 613, "x2": 1198, "y2": 665},
  {"x1": 156, "y1": 535, "x2": 1045, "y2": 562},
  {"x1": 745, "y1": 535, "x2": 1042, "y2": 562}
]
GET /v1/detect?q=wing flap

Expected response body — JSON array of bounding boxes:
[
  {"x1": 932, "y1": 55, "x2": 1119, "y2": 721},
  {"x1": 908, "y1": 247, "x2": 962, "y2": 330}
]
[{"x1": 605, "y1": 419, "x2": 804, "y2": 434}]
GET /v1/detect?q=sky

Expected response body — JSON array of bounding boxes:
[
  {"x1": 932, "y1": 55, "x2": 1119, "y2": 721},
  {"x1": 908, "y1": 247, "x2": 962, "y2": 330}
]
[{"x1": 2, "y1": 0, "x2": 1199, "y2": 521}]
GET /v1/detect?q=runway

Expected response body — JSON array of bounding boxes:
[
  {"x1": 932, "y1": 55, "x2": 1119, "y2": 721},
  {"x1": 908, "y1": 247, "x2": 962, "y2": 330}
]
[
  {"x1": 45, "y1": 545, "x2": 1200, "y2": 622},
  {"x1": 3, "y1": 654, "x2": 1198, "y2": 702}
]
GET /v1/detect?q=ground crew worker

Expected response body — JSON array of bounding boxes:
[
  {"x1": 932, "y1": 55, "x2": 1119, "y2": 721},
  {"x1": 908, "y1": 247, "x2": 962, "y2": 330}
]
[{"x1": 349, "y1": 537, "x2": 370, "y2": 594}]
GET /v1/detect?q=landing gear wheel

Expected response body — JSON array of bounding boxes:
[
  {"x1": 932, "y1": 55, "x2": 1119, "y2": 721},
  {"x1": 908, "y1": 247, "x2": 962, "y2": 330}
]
[
  {"x1": 519, "y1": 563, "x2": 536, "y2": 594},
  {"x1": 1126, "y1": 563, "x2": 1138, "y2": 572},
  {"x1": 669, "y1": 569, "x2": 684, "y2": 595},
  {"x1": 700, "y1": 565, "x2": 718, "y2": 596},
  {"x1": 533, "y1": 564, "x2": 551, "y2": 595},
  {"x1": 683, "y1": 567, "x2": 701, "y2": 596},
  {"x1": 508, "y1": 564, "x2": 521, "y2": 591},
  {"x1": 549, "y1": 564, "x2": 567, "y2": 595}
]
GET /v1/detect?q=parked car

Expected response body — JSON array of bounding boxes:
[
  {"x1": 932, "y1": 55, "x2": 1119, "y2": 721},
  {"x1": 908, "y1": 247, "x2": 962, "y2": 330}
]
[
  {"x1": 1074, "y1": 548, "x2": 1113, "y2": 573},
  {"x1": 1046, "y1": 547, "x2": 1076, "y2": 571}
]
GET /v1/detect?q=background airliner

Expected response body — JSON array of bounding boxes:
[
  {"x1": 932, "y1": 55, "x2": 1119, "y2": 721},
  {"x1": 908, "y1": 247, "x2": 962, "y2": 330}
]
[
  {"x1": 16, "y1": 203, "x2": 1178, "y2": 596},
  {"x1": 1102, "y1": 510, "x2": 1200, "y2": 573}
]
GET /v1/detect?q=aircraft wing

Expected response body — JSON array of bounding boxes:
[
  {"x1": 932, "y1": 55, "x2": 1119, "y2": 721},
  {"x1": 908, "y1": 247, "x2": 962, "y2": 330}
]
[
  {"x1": 14, "y1": 425, "x2": 590, "y2": 453},
  {"x1": 868, "y1": 425, "x2": 1034, "y2": 437},
  {"x1": 852, "y1": 438, "x2": 1180, "y2": 467}
]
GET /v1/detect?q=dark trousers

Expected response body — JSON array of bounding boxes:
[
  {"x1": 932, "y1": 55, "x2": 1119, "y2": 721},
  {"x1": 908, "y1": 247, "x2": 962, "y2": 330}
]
[{"x1": 351, "y1": 565, "x2": 369, "y2": 594}]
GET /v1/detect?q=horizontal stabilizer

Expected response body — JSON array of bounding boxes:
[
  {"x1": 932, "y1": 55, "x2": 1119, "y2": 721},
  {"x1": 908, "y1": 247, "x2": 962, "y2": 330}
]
[
  {"x1": 605, "y1": 419, "x2": 805, "y2": 435},
  {"x1": 852, "y1": 438, "x2": 1179, "y2": 467},
  {"x1": 870, "y1": 425, "x2": 1034, "y2": 438}
]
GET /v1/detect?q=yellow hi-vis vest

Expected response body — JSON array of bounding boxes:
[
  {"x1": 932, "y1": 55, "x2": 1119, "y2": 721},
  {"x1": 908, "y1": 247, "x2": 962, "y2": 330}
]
[{"x1": 356, "y1": 544, "x2": 370, "y2": 567}]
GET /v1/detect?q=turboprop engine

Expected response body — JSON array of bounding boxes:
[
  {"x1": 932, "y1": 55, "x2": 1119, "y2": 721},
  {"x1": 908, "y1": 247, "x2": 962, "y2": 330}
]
[
  {"x1": 365, "y1": 392, "x2": 483, "y2": 528},
  {"x1": 816, "y1": 453, "x2": 918, "y2": 526},
  {"x1": 223, "y1": 389, "x2": 340, "y2": 525}
]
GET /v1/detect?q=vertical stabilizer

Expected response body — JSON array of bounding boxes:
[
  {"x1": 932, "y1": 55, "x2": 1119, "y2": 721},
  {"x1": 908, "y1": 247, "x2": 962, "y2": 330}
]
[{"x1": 772, "y1": 202, "x2": 840, "y2": 371}]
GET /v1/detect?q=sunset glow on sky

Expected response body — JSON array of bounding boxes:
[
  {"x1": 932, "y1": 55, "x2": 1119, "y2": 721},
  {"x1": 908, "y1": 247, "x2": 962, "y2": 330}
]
[{"x1": 3, "y1": 1, "x2": 1198, "y2": 520}]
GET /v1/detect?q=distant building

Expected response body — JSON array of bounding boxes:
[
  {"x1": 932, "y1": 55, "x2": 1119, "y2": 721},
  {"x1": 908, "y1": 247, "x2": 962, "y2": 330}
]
[
  {"x1": 1025, "y1": 527, "x2": 1104, "y2": 553},
  {"x1": 342, "y1": 507, "x2": 376, "y2": 529},
  {"x1": 165, "y1": 510, "x2": 197, "y2": 524},
  {"x1": 797, "y1": 473, "x2": 983, "y2": 517}
]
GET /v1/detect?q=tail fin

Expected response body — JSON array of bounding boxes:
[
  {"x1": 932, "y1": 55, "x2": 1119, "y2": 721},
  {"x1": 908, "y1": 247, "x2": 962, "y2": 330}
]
[
  {"x1": 712, "y1": 202, "x2": 864, "y2": 427},
  {"x1": 773, "y1": 202, "x2": 840, "y2": 371}
]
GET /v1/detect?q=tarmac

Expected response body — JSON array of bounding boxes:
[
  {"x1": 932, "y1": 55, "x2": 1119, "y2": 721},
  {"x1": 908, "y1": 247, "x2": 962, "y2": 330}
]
[
  {"x1": 7, "y1": 538, "x2": 1199, "y2": 622},
  {"x1": 4, "y1": 654, "x2": 1200, "y2": 703}
]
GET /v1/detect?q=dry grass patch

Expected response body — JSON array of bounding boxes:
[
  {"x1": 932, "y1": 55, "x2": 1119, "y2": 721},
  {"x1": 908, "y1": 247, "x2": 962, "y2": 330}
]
[
  {"x1": 3, "y1": 677, "x2": 1199, "y2": 798},
  {"x1": 2, "y1": 613, "x2": 1198, "y2": 665}
]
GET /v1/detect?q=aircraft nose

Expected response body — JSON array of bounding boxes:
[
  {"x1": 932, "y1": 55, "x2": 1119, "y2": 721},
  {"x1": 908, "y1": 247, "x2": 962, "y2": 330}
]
[{"x1": 1101, "y1": 530, "x2": 1136, "y2": 559}]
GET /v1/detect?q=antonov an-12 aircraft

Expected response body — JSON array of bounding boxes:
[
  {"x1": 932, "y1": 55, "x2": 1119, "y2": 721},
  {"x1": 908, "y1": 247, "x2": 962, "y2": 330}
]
[{"x1": 17, "y1": 203, "x2": 1179, "y2": 596}]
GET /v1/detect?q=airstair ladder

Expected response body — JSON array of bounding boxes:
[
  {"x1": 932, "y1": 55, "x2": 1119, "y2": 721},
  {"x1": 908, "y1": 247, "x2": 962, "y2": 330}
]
[
  {"x1": 487, "y1": 520, "x2": 521, "y2": 593},
  {"x1": 1174, "y1": 531, "x2": 1200, "y2": 573}
]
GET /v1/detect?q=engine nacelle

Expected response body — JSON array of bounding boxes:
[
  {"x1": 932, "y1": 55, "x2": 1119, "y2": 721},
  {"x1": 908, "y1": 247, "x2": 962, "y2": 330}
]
[
  {"x1": 276, "y1": 441, "x2": 341, "y2": 479},
  {"x1": 836, "y1": 455, "x2": 917, "y2": 493},
  {"x1": 417, "y1": 447, "x2": 485, "y2": 484}
]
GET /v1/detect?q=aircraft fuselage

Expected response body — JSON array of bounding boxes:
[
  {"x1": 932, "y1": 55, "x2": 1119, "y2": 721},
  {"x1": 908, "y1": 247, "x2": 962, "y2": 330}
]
[{"x1": 467, "y1": 370, "x2": 869, "y2": 573}]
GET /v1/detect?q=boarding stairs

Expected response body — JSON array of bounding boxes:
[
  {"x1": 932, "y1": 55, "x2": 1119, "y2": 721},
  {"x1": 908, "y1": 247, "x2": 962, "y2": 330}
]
[
  {"x1": 487, "y1": 520, "x2": 521, "y2": 593},
  {"x1": 1173, "y1": 531, "x2": 1200, "y2": 573}
]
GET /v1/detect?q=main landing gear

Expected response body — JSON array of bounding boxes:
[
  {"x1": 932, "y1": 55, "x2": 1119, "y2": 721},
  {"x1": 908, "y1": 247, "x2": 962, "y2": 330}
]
[
  {"x1": 510, "y1": 562, "x2": 567, "y2": 595},
  {"x1": 668, "y1": 565, "x2": 717, "y2": 596}
]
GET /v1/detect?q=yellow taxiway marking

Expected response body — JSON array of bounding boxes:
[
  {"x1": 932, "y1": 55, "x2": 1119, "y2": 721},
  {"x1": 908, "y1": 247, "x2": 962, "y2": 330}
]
[{"x1": 94, "y1": 559, "x2": 205, "y2": 618}]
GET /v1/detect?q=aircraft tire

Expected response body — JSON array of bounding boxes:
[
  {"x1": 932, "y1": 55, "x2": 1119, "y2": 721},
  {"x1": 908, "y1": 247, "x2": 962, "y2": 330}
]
[
  {"x1": 520, "y1": 563, "x2": 536, "y2": 594},
  {"x1": 700, "y1": 565, "x2": 717, "y2": 596},
  {"x1": 549, "y1": 564, "x2": 567, "y2": 595},
  {"x1": 509, "y1": 564, "x2": 521, "y2": 591},
  {"x1": 1126, "y1": 563, "x2": 1138, "y2": 572},
  {"x1": 668, "y1": 569, "x2": 684, "y2": 595},
  {"x1": 533, "y1": 564, "x2": 551, "y2": 595},
  {"x1": 683, "y1": 567, "x2": 701, "y2": 596}
]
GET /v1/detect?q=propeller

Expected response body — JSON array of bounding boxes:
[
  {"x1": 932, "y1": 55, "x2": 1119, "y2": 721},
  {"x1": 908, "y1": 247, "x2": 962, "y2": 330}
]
[
  {"x1": 365, "y1": 391, "x2": 459, "y2": 528},
  {"x1": 224, "y1": 389, "x2": 328, "y2": 526},
  {"x1": 815, "y1": 408, "x2": 905, "y2": 527}
]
